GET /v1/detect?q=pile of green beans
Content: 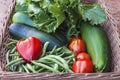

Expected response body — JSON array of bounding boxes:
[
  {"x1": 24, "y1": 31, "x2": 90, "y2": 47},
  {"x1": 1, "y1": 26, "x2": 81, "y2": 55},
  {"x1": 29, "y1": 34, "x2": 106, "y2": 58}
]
[{"x1": 5, "y1": 39, "x2": 75, "y2": 73}]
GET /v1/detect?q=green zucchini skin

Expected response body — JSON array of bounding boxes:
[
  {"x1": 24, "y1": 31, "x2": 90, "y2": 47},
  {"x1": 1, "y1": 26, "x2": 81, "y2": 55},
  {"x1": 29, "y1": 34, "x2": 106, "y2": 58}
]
[
  {"x1": 80, "y1": 22, "x2": 110, "y2": 72},
  {"x1": 51, "y1": 32, "x2": 68, "y2": 45},
  {"x1": 12, "y1": 12, "x2": 34, "y2": 26},
  {"x1": 9, "y1": 23, "x2": 66, "y2": 50}
]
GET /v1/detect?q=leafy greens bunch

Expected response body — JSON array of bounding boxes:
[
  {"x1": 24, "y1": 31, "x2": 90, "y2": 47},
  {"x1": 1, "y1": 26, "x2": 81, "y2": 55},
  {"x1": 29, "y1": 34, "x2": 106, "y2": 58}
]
[{"x1": 15, "y1": 0, "x2": 106, "y2": 39}]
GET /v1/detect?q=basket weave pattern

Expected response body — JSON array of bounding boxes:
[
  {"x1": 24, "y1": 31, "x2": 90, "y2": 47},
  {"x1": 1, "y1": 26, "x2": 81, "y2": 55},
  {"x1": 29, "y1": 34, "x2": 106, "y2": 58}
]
[
  {"x1": 0, "y1": 0, "x2": 120, "y2": 79},
  {"x1": 0, "y1": 0, "x2": 15, "y2": 72},
  {"x1": 99, "y1": 0, "x2": 120, "y2": 72}
]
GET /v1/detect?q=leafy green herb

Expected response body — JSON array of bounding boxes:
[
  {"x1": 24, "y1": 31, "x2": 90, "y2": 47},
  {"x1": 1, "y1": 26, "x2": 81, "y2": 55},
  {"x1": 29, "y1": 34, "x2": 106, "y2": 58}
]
[
  {"x1": 78, "y1": 4, "x2": 107, "y2": 25},
  {"x1": 15, "y1": 0, "x2": 107, "y2": 38},
  {"x1": 15, "y1": 0, "x2": 28, "y2": 12}
]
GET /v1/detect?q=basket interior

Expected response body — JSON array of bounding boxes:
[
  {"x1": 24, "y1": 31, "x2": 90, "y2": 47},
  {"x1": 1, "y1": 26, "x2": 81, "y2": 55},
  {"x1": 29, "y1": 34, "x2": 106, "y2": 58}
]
[{"x1": 0, "y1": 0, "x2": 120, "y2": 73}]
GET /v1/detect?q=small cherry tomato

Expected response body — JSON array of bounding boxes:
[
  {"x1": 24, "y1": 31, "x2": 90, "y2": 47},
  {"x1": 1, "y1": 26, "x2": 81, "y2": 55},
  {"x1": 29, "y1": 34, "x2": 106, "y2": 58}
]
[
  {"x1": 68, "y1": 36, "x2": 86, "y2": 55},
  {"x1": 72, "y1": 60, "x2": 93, "y2": 73},
  {"x1": 76, "y1": 52, "x2": 91, "y2": 60}
]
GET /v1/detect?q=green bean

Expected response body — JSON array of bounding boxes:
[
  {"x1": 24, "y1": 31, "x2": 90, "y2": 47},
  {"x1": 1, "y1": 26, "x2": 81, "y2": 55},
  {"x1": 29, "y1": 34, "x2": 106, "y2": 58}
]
[
  {"x1": 26, "y1": 64, "x2": 37, "y2": 73},
  {"x1": 19, "y1": 67, "x2": 23, "y2": 72},
  {"x1": 5, "y1": 41, "x2": 15, "y2": 46},
  {"x1": 13, "y1": 60, "x2": 25, "y2": 66},
  {"x1": 49, "y1": 46, "x2": 57, "y2": 55},
  {"x1": 41, "y1": 42, "x2": 49, "y2": 57},
  {"x1": 9, "y1": 64, "x2": 18, "y2": 71},
  {"x1": 9, "y1": 53, "x2": 19, "y2": 57},
  {"x1": 38, "y1": 57, "x2": 66, "y2": 71},
  {"x1": 66, "y1": 59, "x2": 74, "y2": 66},
  {"x1": 32, "y1": 65, "x2": 40, "y2": 70},
  {"x1": 38, "y1": 55, "x2": 72, "y2": 72},
  {"x1": 22, "y1": 65, "x2": 30, "y2": 73},
  {"x1": 32, "y1": 65, "x2": 36, "y2": 70},
  {"x1": 32, "y1": 61, "x2": 59, "y2": 73},
  {"x1": 18, "y1": 65, "x2": 24, "y2": 72},
  {"x1": 64, "y1": 54, "x2": 75, "y2": 60},
  {"x1": 6, "y1": 50, "x2": 10, "y2": 64},
  {"x1": 13, "y1": 66, "x2": 17, "y2": 71},
  {"x1": 58, "y1": 52, "x2": 65, "y2": 57},
  {"x1": 4, "y1": 42, "x2": 16, "y2": 49},
  {"x1": 36, "y1": 59, "x2": 53, "y2": 64},
  {"x1": 8, "y1": 65, "x2": 13, "y2": 71},
  {"x1": 61, "y1": 47, "x2": 74, "y2": 56},
  {"x1": 12, "y1": 53, "x2": 21, "y2": 60},
  {"x1": 54, "y1": 64, "x2": 58, "y2": 71},
  {"x1": 43, "y1": 55, "x2": 68, "y2": 67},
  {"x1": 56, "y1": 47, "x2": 63, "y2": 52},
  {"x1": 6, "y1": 58, "x2": 23, "y2": 67},
  {"x1": 8, "y1": 38, "x2": 18, "y2": 42},
  {"x1": 33, "y1": 61, "x2": 54, "y2": 71},
  {"x1": 38, "y1": 68, "x2": 45, "y2": 72},
  {"x1": 10, "y1": 47, "x2": 16, "y2": 53},
  {"x1": 47, "y1": 55, "x2": 73, "y2": 72}
]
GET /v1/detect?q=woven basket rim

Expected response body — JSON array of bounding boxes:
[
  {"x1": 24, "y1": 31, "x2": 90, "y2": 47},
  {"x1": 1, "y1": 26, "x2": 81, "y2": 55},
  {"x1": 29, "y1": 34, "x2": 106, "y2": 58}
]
[{"x1": 0, "y1": 0, "x2": 120, "y2": 79}]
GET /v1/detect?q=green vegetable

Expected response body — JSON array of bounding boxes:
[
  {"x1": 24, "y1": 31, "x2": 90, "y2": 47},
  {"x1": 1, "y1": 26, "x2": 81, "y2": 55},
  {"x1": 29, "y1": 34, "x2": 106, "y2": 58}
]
[
  {"x1": 15, "y1": 0, "x2": 28, "y2": 12},
  {"x1": 15, "y1": 0, "x2": 106, "y2": 39},
  {"x1": 51, "y1": 31, "x2": 68, "y2": 45},
  {"x1": 31, "y1": 61, "x2": 60, "y2": 73},
  {"x1": 6, "y1": 58, "x2": 23, "y2": 68},
  {"x1": 6, "y1": 0, "x2": 108, "y2": 73},
  {"x1": 80, "y1": 22, "x2": 110, "y2": 72},
  {"x1": 12, "y1": 12, "x2": 33, "y2": 26},
  {"x1": 78, "y1": 4, "x2": 107, "y2": 25},
  {"x1": 5, "y1": 40, "x2": 75, "y2": 73},
  {"x1": 36, "y1": 55, "x2": 73, "y2": 72},
  {"x1": 9, "y1": 23, "x2": 67, "y2": 50}
]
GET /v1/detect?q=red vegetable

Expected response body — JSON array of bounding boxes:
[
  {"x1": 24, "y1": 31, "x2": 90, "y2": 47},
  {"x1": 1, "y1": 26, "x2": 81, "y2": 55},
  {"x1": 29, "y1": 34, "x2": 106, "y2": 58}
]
[
  {"x1": 72, "y1": 60, "x2": 93, "y2": 73},
  {"x1": 16, "y1": 37, "x2": 43, "y2": 63},
  {"x1": 76, "y1": 52, "x2": 91, "y2": 60},
  {"x1": 68, "y1": 36, "x2": 86, "y2": 55}
]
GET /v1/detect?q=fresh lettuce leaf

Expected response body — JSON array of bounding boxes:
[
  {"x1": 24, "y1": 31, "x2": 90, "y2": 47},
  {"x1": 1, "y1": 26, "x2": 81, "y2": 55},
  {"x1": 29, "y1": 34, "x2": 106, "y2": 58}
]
[
  {"x1": 78, "y1": 4, "x2": 107, "y2": 25},
  {"x1": 14, "y1": 0, "x2": 107, "y2": 37},
  {"x1": 15, "y1": 0, "x2": 28, "y2": 12},
  {"x1": 49, "y1": 4, "x2": 65, "y2": 27}
]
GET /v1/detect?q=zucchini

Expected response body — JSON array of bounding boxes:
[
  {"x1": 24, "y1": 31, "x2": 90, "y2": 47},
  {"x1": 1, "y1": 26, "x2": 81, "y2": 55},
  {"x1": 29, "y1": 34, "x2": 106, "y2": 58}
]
[
  {"x1": 9, "y1": 23, "x2": 67, "y2": 50},
  {"x1": 12, "y1": 12, "x2": 34, "y2": 26},
  {"x1": 80, "y1": 22, "x2": 110, "y2": 72},
  {"x1": 51, "y1": 31, "x2": 68, "y2": 45}
]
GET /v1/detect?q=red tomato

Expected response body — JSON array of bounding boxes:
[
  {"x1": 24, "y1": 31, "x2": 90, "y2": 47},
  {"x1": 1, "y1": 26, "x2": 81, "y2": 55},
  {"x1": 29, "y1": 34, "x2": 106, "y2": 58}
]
[
  {"x1": 76, "y1": 52, "x2": 91, "y2": 60},
  {"x1": 72, "y1": 60, "x2": 93, "y2": 73},
  {"x1": 68, "y1": 36, "x2": 86, "y2": 55},
  {"x1": 16, "y1": 37, "x2": 43, "y2": 63}
]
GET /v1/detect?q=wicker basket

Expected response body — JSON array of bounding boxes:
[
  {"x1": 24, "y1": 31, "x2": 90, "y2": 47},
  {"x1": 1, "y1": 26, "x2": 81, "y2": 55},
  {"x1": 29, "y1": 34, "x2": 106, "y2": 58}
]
[{"x1": 0, "y1": 0, "x2": 120, "y2": 80}]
